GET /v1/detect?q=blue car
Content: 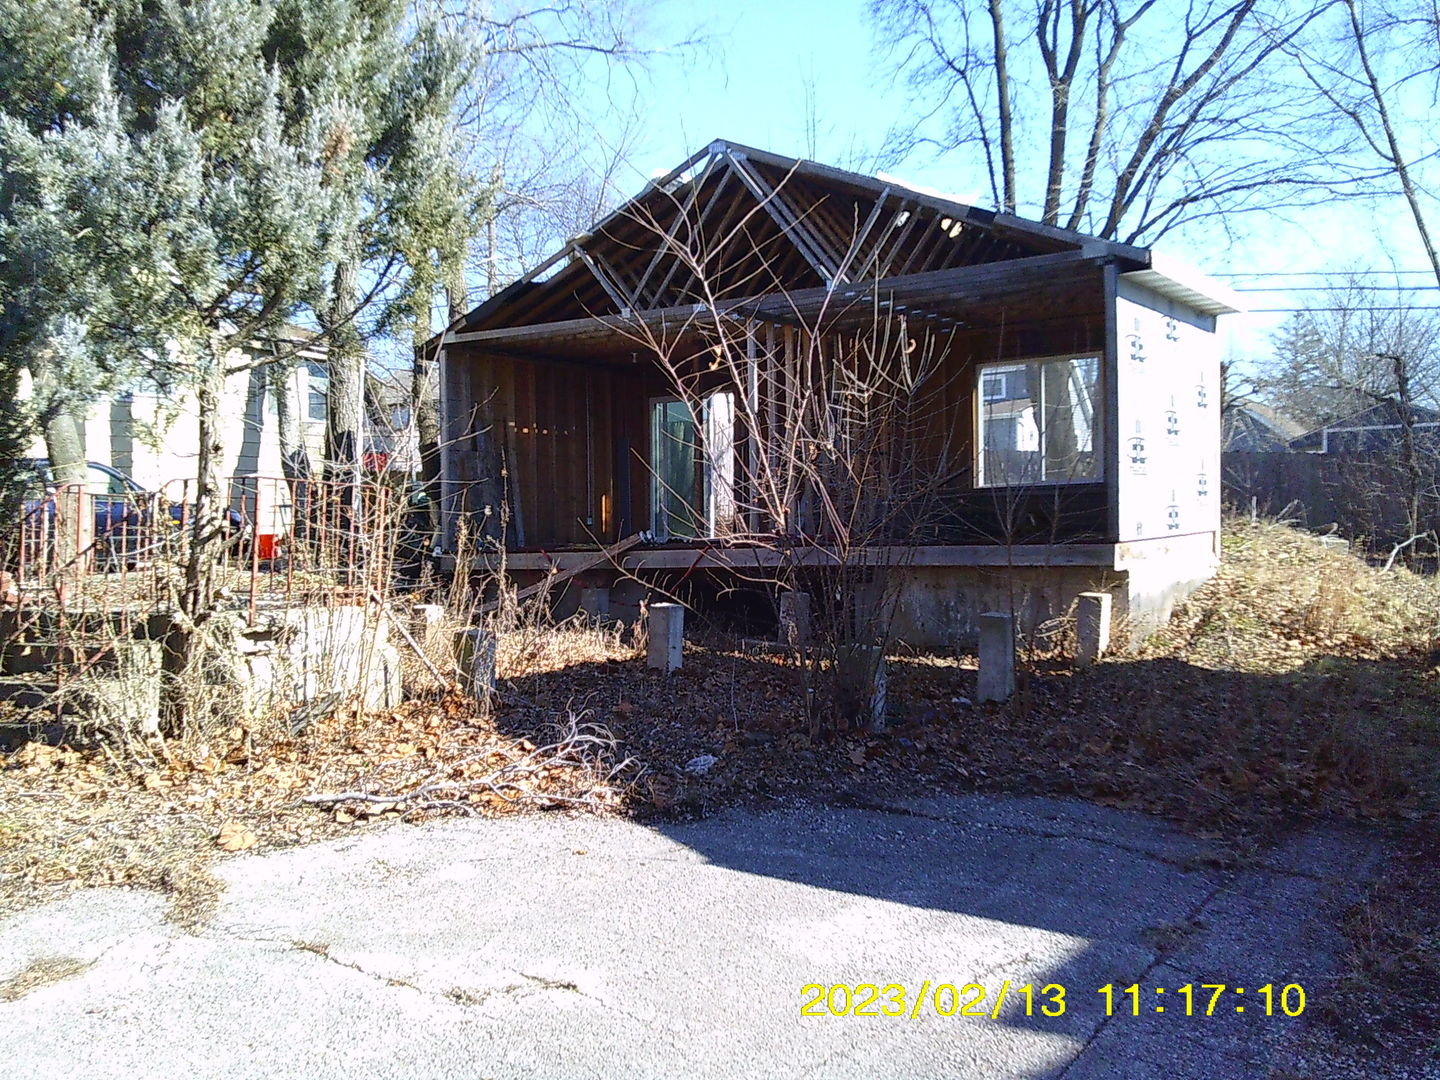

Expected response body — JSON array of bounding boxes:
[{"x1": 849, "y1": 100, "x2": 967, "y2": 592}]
[{"x1": 18, "y1": 459, "x2": 248, "y2": 566}]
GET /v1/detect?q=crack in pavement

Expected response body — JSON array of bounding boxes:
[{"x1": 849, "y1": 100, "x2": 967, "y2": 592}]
[
  {"x1": 1052, "y1": 872, "x2": 1236, "y2": 1079},
  {"x1": 830, "y1": 797, "x2": 1353, "y2": 886},
  {"x1": 203, "y1": 931, "x2": 655, "y2": 1028},
  {"x1": 444, "y1": 972, "x2": 582, "y2": 1008},
  {"x1": 286, "y1": 940, "x2": 425, "y2": 992}
]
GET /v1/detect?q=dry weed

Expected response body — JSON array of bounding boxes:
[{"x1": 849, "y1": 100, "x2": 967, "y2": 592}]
[
  {"x1": 0, "y1": 955, "x2": 95, "y2": 1002},
  {"x1": 1146, "y1": 517, "x2": 1440, "y2": 671},
  {"x1": 0, "y1": 619, "x2": 644, "y2": 924},
  {"x1": 497, "y1": 618, "x2": 636, "y2": 678},
  {"x1": 5, "y1": 516, "x2": 1440, "y2": 927}
]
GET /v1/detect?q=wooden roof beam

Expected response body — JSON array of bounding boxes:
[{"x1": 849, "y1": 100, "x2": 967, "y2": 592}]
[
  {"x1": 575, "y1": 245, "x2": 637, "y2": 315},
  {"x1": 863, "y1": 202, "x2": 923, "y2": 281},
  {"x1": 628, "y1": 154, "x2": 719, "y2": 308},
  {"x1": 832, "y1": 186, "x2": 891, "y2": 285},
  {"x1": 647, "y1": 164, "x2": 743, "y2": 306},
  {"x1": 447, "y1": 250, "x2": 1096, "y2": 350},
  {"x1": 725, "y1": 150, "x2": 842, "y2": 285}
]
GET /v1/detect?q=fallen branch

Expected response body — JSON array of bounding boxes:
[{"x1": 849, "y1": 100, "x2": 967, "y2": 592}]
[
  {"x1": 300, "y1": 712, "x2": 638, "y2": 816},
  {"x1": 1383, "y1": 533, "x2": 1428, "y2": 572}
]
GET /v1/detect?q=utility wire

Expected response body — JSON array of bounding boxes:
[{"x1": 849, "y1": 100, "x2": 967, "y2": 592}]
[
  {"x1": 1213, "y1": 270, "x2": 1439, "y2": 278},
  {"x1": 1244, "y1": 306, "x2": 1440, "y2": 313},
  {"x1": 1232, "y1": 285, "x2": 1440, "y2": 293}
]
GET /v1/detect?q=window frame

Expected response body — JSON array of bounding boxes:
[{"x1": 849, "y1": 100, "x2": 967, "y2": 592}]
[
  {"x1": 974, "y1": 352, "x2": 1103, "y2": 488},
  {"x1": 304, "y1": 360, "x2": 328, "y2": 422},
  {"x1": 980, "y1": 366, "x2": 1021, "y2": 402}
]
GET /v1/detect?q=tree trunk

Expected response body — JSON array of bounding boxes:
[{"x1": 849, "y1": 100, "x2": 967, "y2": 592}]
[
  {"x1": 271, "y1": 360, "x2": 313, "y2": 483},
  {"x1": 182, "y1": 353, "x2": 226, "y2": 622},
  {"x1": 987, "y1": 0, "x2": 1017, "y2": 213},
  {"x1": 322, "y1": 260, "x2": 365, "y2": 583},
  {"x1": 164, "y1": 346, "x2": 227, "y2": 727},
  {"x1": 0, "y1": 360, "x2": 30, "y2": 524},
  {"x1": 412, "y1": 336, "x2": 442, "y2": 532},
  {"x1": 1393, "y1": 353, "x2": 1423, "y2": 550},
  {"x1": 30, "y1": 351, "x2": 92, "y2": 592},
  {"x1": 270, "y1": 359, "x2": 315, "y2": 550},
  {"x1": 324, "y1": 260, "x2": 364, "y2": 489}
]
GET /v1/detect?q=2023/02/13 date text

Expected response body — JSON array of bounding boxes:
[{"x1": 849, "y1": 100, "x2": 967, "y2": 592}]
[{"x1": 801, "y1": 982, "x2": 1307, "y2": 1019}]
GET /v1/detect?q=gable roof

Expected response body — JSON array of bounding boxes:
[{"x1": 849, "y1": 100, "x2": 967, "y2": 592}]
[
  {"x1": 448, "y1": 139, "x2": 1238, "y2": 346},
  {"x1": 1222, "y1": 399, "x2": 1305, "y2": 451},
  {"x1": 1290, "y1": 400, "x2": 1440, "y2": 451}
]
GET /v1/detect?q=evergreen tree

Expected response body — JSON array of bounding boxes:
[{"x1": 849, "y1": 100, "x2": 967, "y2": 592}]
[{"x1": 0, "y1": 0, "x2": 480, "y2": 719}]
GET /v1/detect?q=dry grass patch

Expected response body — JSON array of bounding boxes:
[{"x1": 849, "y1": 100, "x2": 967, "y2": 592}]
[
  {"x1": 1145, "y1": 517, "x2": 1440, "y2": 671},
  {"x1": 0, "y1": 955, "x2": 95, "y2": 1002},
  {"x1": 497, "y1": 618, "x2": 638, "y2": 678}
]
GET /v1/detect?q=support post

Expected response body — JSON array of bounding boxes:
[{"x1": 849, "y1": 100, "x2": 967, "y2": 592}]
[
  {"x1": 1074, "y1": 592, "x2": 1112, "y2": 668},
  {"x1": 413, "y1": 604, "x2": 446, "y2": 649},
  {"x1": 454, "y1": 628, "x2": 497, "y2": 709},
  {"x1": 647, "y1": 602, "x2": 684, "y2": 673},
  {"x1": 778, "y1": 590, "x2": 812, "y2": 647},
  {"x1": 977, "y1": 612, "x2": 1015, "y2": 703},
  {"x1": 836, "y1": 643, "x2": 887, "y2": 731},
  {"x1": 407, "y1": 603, "x2": 451, "y2": 691}
]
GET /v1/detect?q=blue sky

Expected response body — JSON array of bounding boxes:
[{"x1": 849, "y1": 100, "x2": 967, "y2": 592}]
[{"x1": 565, "y1": 0, "x2": 1437, "y2": 366}]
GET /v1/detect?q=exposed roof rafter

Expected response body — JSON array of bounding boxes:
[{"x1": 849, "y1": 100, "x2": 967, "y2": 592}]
[{"x1": 444, "y1": 138, "x2": 1174, "y2": 343}]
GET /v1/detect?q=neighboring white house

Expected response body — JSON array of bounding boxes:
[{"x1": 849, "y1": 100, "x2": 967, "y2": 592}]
[
  {"x1": 24, "y1": 346, "x2": 325, "y2": 489},
  {"x1": 21, "y1": 334, "x2": 421, "y2": 555}
]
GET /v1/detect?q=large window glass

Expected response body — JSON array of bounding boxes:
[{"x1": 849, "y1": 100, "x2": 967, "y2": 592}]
[
  {"x1": 977, "y1": 355, "x2": 1099, "y2": 486},
  {"x1": 650, "y1": 393, "x2": 735, "y2": 539}
]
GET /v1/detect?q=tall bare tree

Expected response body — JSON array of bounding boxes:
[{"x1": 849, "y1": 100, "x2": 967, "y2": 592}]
[
  {"x1": 409, "y1": 2, "x2": 688, "y2": 533},
  {"x1": 869, "y1": 0, "x2": 1333, "y2": 243},
  {"x1": 1259, "y1": 277, "x2": 1440, "y2": 430},
  {"x1": 1291, "y1": 0, "x2": 1440, "y2": 287}
]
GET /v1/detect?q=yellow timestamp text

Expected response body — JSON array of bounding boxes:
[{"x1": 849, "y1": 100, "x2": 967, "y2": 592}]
[
  {"x1": 801, "y1": 982, "x2": 1308, "y2": 1019},
  {"x1": 800, "y1": 981, "x2": 1066, "y2": 1019}
]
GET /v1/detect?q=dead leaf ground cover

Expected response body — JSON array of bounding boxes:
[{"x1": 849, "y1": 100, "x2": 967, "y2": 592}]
[{"x1": 0, "y1": 639, "x2": 633, "y2": 923}]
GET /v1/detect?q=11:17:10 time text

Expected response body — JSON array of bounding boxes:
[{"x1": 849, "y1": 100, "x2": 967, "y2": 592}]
[{"x1": 1098, "y1": 983, "x2": 1306, "y2": 1016}]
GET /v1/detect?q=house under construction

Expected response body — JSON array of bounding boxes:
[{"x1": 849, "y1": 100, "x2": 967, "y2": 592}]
[{"x1": 433, "y1": 140, "x2": 1238, "y2": 645}]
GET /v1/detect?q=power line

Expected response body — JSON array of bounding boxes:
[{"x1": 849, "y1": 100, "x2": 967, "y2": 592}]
[
  {"x1": 1244, "y1": 306, "x2": 1440, "y2": 313},
  {"x1": 1214, "y1": 269, "x2": 1438, "y2": 278},
  {"x1": 1232, "y1": 285, "x2": 1440, "y2": 293}
]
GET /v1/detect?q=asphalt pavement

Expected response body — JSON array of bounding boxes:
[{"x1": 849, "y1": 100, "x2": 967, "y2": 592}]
[{"x1": 0, "y1": 795, "x2": 1380, "y2": 1079}]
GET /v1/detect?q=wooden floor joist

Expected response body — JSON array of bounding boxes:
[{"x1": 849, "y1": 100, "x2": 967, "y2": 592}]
[{"x1": 478, "y1": 532, "x2": 643, "y2": 613}]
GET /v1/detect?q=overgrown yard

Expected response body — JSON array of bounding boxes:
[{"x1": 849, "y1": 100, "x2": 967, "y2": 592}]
[{"x1": 3, "y1": 515, "x2": 1439, "y2": 1064}]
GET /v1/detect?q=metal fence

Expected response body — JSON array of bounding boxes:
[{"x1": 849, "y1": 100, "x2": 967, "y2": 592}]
[{"x1": 4, "y1": 475, "x2": 432, "y2": 608}]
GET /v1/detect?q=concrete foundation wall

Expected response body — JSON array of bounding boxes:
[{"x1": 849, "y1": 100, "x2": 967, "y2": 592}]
[
  {"x1": 869, "y1": 531, "x2": 1219, "y2": 650},
  {"x1": 484, "y1": 531, "x2": 1222, "y2": 653},
  {"x1": 233, "y1": 606, "x2": 404, "y2": 719},
  {"x1": 874, "y1": 565, "x2": 1126, "y2": 650},
  {"x1": 1115, "y1": 530, "x2": 1221, "y2": 640}
]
